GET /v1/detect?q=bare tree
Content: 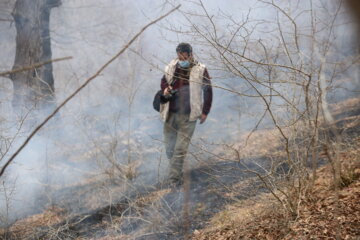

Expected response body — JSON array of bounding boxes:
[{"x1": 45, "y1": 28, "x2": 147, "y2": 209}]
[{"x1": 10, "y1": 0, "x2": 61, "y2": 114}]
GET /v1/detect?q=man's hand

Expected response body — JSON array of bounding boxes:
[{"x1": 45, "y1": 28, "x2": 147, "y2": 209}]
[
  {"x1": 164, "y1": 86, "x2": 173, "y2": 96},
  {"x1": 199, "y1": 114, "x2": 207, "y2": 124}
]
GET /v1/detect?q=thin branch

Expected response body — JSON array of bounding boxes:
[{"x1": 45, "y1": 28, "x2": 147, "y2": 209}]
[
  {"x1": 0, "y1": 18, "x2": 13, "y2": 22},
  {"x1": 0, "y1": 56, "x2": 73, "y2": 77},
  {"x1": 259, "y1": 0, "x2": 300, "y2": 52}
]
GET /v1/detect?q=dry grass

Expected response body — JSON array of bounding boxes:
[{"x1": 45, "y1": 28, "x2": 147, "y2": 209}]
[
  {"x1": 236, "y1": 97, "x2": 360, "y2": 159},
  {"x1": 0, "y1": 206, "x2": 66, "y2": 239}
]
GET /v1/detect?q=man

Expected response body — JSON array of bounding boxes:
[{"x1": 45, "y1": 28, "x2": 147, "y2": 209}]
[{"x1": 159, "y1": 42, "x2": 213, "y2": 186}]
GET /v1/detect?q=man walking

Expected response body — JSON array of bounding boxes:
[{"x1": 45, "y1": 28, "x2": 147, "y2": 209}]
[{"x1": 159, "y1": 43, "x2": 213, "y2": 186}]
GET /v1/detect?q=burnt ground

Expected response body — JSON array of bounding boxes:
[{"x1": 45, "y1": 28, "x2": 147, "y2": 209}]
[{"x1": 8, "y1": 158, "x2": 269, "y2": 240}]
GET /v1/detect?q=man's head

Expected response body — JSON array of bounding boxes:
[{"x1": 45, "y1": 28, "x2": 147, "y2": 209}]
[
  {"x1": 176, "y1": 42, "x2": 192, "y2": 54},
  {"x1": 176, "y1": 43, "x2": 193, "y2": 67}
]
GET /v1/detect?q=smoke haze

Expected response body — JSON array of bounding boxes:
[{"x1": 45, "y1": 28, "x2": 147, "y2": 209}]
[{"x1": 0, "y1": 0, "x2": 359, "y2": 226}]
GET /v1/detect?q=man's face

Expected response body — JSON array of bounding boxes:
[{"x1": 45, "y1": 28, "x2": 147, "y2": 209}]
[{"x1": 177, "y1": 51, "x2": 190, "y2": 61}]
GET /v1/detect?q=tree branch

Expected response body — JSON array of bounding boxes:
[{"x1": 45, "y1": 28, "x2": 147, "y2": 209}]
[{"x1": 0, "y1": 56, "x2": 73, "y2": 77}]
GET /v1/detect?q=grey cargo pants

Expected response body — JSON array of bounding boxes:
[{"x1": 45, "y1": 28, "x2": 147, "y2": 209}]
[{"x1": 164, "y1": 112, "x2": 196, "y2": 182}]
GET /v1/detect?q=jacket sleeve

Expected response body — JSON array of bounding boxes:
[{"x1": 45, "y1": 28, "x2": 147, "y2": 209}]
[
  {"x1": 161, "y1": 75, "x2": 169, "y2": 92},
  {"x1": 202, "y1": 68, "x2": 213, "y2": 115}
]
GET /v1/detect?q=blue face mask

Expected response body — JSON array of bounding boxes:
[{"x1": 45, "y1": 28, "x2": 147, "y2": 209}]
[{"x1": 179, "y1": 60, "x2": 190, "y2": 68}]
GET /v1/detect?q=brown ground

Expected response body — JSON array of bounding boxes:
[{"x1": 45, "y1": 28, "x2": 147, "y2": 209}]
[{"x1": 192, "y1": 139, "x2": 360, "y2": 240}]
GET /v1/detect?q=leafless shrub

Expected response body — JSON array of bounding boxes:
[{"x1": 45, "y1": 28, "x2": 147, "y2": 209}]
[{"x1": 162, "y1": 0, "x2": 359, "y2": 218}]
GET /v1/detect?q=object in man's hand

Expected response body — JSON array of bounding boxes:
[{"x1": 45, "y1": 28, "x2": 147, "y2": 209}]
[
  {"x1": 153, "y1": 89, "x2": 178, "y2": 112},
  {"x1": 162, "y1": 89, "x2": 178, "y2": 100}
]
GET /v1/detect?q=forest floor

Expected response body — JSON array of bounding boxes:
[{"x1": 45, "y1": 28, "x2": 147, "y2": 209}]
[
  {"x1": 191, "y1": 146, "x2": 360, "y2": 240},
  {"x1": 191, "y1": 97, "x2": 360, "y2": 240},
  {"x1": 0, "y1": 98, "x2": 359, "y2": 240}
]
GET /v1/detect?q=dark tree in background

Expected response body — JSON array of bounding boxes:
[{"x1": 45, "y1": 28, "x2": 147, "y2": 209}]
[
  {"x1": 345, "y1": 0, "x2": 360, "y2": 90},
  {"x1": 10, "y1": 0, "x2": 61, "y2": 113},
  {"x1": 347, "y1": 0, "x2": 360, "y2": 24}
]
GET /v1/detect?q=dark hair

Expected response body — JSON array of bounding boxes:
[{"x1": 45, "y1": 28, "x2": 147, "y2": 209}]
[{"x1": 176, "y1": 42, "x2": 192, "y2": 54}]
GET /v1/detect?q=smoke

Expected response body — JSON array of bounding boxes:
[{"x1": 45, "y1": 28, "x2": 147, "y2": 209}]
[{"x1": 0, "y1": 0, "x2": 358, "y2": 228}]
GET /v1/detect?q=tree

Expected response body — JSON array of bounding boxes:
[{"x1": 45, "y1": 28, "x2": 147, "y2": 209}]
[{"x1": 10, "y1": 0, "x2": 61, "y2": 114}]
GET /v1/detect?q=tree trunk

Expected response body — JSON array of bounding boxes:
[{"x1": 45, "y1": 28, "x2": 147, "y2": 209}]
[
  {"x1": 10, "y1": 0, "x2": 61, "y2": 114},
  {"x1": 345, "y1": 0, "x2": 360, "y2": 91}
]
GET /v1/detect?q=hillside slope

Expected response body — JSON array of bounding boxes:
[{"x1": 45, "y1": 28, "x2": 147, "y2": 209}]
[{"x1": 1, "y1": 98, "x2": 359, "y2": 240}]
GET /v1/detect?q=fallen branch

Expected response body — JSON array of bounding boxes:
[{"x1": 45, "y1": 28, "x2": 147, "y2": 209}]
[{"x1": 0, "y1": 4, "x2": 181, "y2": 177}]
